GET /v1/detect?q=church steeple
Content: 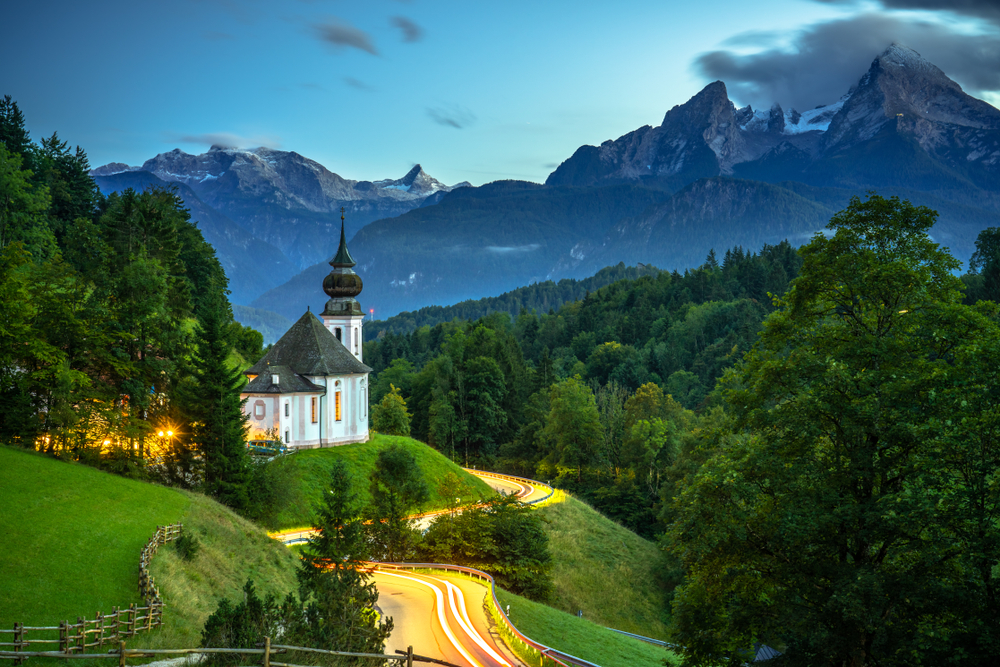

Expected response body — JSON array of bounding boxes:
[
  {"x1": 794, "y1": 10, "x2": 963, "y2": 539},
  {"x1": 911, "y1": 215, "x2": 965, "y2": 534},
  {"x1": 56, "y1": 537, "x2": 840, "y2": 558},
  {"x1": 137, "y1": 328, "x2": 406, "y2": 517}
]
[
  {"x1": 322, "y1": 208, "x2": 363, "y2": 310},
  {"x1": 329, "y1": 209, "x2": 356, "y2": 268}
]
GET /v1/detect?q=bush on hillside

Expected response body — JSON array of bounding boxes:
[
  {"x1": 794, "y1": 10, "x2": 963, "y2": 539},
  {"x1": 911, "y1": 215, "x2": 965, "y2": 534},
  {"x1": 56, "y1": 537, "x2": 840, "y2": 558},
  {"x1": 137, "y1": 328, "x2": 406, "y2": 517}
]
[
  {"x1": 371, "y1": 384, "x2": 411, "y2": 437},
  {"x1": 420, "y1": 493, "x2": 553, "y2": 601}
]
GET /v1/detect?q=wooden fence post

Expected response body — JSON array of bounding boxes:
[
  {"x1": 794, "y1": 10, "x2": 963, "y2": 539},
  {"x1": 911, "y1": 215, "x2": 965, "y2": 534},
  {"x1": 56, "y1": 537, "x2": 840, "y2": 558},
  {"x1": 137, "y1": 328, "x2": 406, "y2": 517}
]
[
  {"x1": 111, "y1": 606, "x2": 119, "y2": 642},
  {"x1": 60, "y1": 620, "x2": 68, "y2": 654},
  {"x1": 128, "y1": 604, "x2": 136, "y2": 637},
  {"x1": 13, "y1": 623, "x2": 23, "y2": 666},
  {"x1": 97, "y1": 611, "x2": 104, "y2": 647},
  {"x1": 77, "y1": 616, "x2": 85, "y2": 652},
  {"x1": 406, "y1": 645, "x2": 413, "y2": 667},
  {"x1": 262, "y1": 636, "x2": 270, "y2": 667},
  {"x1": 119, "y1": 640, "x2": 126, "y2": 667}
]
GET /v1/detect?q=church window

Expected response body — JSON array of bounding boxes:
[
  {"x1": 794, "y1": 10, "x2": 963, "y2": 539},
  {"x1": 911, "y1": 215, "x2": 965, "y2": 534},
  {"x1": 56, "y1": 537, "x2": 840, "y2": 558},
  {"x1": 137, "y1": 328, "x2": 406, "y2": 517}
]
[
  {"x1": 354, "y1": 328, "x2": 359, "y2": 354},
  {"x1": 335, "y1": 327, "x2": 342, "y2": 341},
  {"x1": 254, "y1": 401, "x2": 265, "y2": 420},
  {"x1": 284, "y1": 429, "x2": 289, "y2": 444},
  {"x1": 360, "y1": 382, "x2": 367, "y2": 419},
  {"x1": 335, "y1": 391, "x2": 342, "y2": 422},
  {"x1": 311, "y1": 397, "x2": 317, "y2": 423},
  {"x1": 284, "y1": 402, "x2": 289, "y2": 417}
]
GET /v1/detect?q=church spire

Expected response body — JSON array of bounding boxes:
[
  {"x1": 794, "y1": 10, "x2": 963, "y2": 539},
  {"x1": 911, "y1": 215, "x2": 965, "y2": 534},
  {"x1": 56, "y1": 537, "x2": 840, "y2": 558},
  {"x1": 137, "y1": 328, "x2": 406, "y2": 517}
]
[
  {"x1": 330, "y1": 207, "x2": 356, "y2": 268},
  {"x1": 322, "y1": 208, "x2": 363, "y2": 306}
]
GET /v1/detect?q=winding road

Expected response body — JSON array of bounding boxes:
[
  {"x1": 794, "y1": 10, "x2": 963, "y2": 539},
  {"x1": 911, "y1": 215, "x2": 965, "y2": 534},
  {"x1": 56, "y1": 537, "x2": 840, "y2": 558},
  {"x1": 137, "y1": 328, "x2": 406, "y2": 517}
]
[{"x1": 271, "y1": 470, "x2": 576, "y2": 667}]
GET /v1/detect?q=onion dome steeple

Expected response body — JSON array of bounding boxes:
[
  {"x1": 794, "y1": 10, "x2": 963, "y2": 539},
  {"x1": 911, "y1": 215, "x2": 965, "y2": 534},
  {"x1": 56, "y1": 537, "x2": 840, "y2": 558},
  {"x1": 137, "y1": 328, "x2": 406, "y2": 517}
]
[{"x1": 322, "y1": 209, "x2": 363, "y2": 315}]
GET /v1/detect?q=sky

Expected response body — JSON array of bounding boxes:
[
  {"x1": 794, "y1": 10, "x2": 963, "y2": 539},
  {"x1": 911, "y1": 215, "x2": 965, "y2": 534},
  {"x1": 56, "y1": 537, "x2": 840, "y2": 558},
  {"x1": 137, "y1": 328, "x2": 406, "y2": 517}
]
[{"x1": 2, "y1": 0, "x2": 998, "y2": 186}]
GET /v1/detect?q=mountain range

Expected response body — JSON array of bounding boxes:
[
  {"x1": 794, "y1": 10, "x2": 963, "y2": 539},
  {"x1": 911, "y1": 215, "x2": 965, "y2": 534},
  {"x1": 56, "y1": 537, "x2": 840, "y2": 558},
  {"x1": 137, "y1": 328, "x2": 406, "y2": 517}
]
[{"x1": 94, "y1": 44, "x2": 1000, "y2": 327}]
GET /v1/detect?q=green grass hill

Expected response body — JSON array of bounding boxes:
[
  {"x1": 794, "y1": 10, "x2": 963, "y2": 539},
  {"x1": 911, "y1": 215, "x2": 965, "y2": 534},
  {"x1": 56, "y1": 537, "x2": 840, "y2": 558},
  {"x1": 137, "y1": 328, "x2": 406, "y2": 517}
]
[
  {"x1": 537, "y1": 493, "x2": 675, "y2": 642},
  {"x1": 495, "y1": 589, "x2": 679, "y2": 667},
  {"x1": 0, "y1": 446, "x2": 298, "y2": 650},
  {"x1": 262, "y1": 433, "x2": 494, "y2": 530}
]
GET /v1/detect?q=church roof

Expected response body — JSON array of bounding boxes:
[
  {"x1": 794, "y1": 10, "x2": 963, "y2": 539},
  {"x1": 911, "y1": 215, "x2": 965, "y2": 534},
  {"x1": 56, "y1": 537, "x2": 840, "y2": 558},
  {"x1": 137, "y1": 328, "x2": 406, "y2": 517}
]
[
  {"x1": 246, "y1": 311, "x2": 371, "y2": 377},
  {"x1": 244, "y1": 365, "x2": 325, "y2": 394}
]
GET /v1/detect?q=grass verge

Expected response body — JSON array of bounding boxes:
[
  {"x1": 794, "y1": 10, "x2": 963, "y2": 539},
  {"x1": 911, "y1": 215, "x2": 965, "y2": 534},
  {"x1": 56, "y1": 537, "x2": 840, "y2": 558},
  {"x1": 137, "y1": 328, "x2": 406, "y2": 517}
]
[
  {"x1": 262, "y1": 434, "x2": 494, "y2": 530},
  {"x1": 495, "y1": 589, "x2": 680, "y2": 667},
  {"x1": 538, "y1": 495, "x2": 675, "y2": 641}
]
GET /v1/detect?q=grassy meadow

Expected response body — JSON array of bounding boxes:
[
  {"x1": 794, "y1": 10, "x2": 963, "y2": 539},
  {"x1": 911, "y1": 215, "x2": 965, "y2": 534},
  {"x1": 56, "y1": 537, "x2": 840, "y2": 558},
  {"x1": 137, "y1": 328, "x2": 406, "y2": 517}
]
[
  {"x1": 0, "y1": 446, "x2": 189, "y2": 627},
  {"x1": 538, "y1": 494, "x2": 675, "y2": 641},
  {"x1": 0, "y1": 446, "x2": 297, "y2": 651},
  {"x1": 495, "y1": 589, "x2": 680, "y2": 667}
]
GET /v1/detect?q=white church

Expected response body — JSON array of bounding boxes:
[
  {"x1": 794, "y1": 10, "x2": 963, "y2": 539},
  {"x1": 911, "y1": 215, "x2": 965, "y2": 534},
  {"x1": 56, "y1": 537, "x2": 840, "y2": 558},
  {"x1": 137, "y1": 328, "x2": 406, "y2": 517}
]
[{"x1": 242, "y1": 212, "x2": 371, "y2": 449}]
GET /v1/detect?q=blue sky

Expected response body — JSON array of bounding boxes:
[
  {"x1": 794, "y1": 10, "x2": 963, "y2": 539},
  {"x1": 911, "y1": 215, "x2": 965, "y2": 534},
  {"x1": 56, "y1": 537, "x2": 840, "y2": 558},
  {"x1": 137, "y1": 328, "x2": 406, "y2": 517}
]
[{"x1": 2, "y1": 0, "x2": 998, "y2": 185}]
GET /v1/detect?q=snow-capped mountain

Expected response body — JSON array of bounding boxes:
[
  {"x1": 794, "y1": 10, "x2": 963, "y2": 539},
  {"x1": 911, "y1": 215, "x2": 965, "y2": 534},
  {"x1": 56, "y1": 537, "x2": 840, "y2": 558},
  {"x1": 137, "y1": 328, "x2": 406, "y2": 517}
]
[
  {"x1": 548, "y1": 44, "x2": 1000, "y2": 189},
  {"x1": 93, "y1": 147, "x2": 469, "y2": 269}
]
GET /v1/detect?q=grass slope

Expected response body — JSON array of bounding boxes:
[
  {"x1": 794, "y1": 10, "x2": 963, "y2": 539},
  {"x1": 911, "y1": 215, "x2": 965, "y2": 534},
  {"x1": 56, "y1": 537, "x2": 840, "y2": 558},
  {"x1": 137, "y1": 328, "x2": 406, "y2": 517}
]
[
  {"x1": 146, "y1": 493, "x2": 298, "y2": 648},
  {"x1": 495, "y1": 590, "x2": 680, "y2": 667},
  {"x1": 0, "y1": 446, "x2": 298, "y2": 651},
  {"x1": 0, "y1": 447, "x2": 189, "y2": 626},
  {"x1": 264, "y1": 434, "x2": 494, "y2": 530},
  {"x1": 538, "y1": 494, "x2": 674, "y2": 641}
]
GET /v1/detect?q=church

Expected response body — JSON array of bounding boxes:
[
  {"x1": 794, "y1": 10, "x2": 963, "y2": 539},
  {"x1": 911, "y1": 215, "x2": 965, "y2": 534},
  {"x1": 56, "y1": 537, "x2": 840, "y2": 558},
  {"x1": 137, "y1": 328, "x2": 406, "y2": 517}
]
[{"x1": 241, "y1": 213, "x2": 371, "y2": 449}]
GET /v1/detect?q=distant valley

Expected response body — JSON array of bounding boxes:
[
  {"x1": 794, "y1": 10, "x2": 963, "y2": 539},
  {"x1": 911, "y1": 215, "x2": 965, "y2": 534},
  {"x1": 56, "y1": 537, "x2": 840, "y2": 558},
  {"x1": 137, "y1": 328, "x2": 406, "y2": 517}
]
[{"x1": 94, "y1": 44, "x2": 1000, "y2": 328}]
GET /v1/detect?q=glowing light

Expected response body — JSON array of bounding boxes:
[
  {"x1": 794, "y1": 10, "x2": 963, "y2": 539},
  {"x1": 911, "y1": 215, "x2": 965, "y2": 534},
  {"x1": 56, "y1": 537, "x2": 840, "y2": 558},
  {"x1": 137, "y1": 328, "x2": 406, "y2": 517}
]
[
  {"x1": 158, "y1": 431, "x2": 164, "y2": 437},
  {"x1": 103, "y1": 440, "x2": 111, "y2": 446},
  {"x1": 167, "y1": 431, "x2": 173, "y2": 437}
]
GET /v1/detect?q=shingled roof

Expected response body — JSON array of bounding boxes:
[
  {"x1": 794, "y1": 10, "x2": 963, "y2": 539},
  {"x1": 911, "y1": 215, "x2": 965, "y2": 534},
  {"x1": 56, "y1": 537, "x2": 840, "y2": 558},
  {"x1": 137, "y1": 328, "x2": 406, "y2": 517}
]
[
  {"x1": 244, "y1": 365, "x2": 324, "y2": 394},
  {"x1": 246, "y1": 311, "x2": 371, "y2": 377}
]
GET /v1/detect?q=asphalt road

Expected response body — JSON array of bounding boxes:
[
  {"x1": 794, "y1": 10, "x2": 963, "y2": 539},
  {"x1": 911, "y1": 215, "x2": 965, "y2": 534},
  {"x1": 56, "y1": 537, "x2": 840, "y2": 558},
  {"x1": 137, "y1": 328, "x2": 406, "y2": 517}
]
[{"x1": 374, "y1": 568, "x2": 523, "y2": 667}]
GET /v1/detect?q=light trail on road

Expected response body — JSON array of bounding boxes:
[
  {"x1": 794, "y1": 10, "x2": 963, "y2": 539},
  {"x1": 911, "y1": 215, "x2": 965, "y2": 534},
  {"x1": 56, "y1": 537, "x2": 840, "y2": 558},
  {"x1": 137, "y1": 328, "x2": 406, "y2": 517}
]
[
  {"x1": 375, "y1": 569, "x2": 515, "y2": 667},
  {"x1": 270, "y1": 470, "x2": 563, "y2": 666}
]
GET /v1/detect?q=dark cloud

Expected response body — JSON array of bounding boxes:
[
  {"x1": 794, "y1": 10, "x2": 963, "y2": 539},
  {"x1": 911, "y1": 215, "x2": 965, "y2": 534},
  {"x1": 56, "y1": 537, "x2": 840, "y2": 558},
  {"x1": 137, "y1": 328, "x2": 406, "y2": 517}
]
[
  {"x1": 343, "y1": 76, "x2": 375, "y2": 91},
  {"x1": 695, "y1": 13, "x2": 1000, "y2": 111},
  {"x1": 427, "y1": 105, "x2": 476, "y2": 129},
  {"x1": 171, "y1": 132, "x2": 282, "y2": 149},
  {"x1": 815, "y1": 0, "x2": 1000, "y2": 23},
  {"x1": 314, "y1": 19, "x2": 378, "y2": 55},
  {"x1": 391, "y1": 16, "x2": 424, "y2": 42}
]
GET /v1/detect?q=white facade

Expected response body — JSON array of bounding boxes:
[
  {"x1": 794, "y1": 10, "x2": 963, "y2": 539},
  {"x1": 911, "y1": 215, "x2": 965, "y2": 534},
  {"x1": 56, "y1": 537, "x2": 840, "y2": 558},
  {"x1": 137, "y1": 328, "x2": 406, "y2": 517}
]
[{"x1": 244, "y1": 373, "x2": 369, "y2": 449}]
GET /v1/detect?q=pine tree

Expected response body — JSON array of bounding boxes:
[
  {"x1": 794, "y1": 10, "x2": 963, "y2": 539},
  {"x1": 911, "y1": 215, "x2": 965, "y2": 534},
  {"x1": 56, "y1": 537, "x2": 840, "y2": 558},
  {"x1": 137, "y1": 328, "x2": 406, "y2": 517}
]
[
  {"x1": 292, "y1": 459, "x2": 392, "y2": 659},
  {"x1": 187, "y1": 293, "x2": 250, "y2": 511}
]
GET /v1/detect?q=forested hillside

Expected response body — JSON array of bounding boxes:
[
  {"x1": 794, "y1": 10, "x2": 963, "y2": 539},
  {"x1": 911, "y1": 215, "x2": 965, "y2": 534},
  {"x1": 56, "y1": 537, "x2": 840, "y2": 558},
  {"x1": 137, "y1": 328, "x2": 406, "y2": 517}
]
[
  {"x1": 364, "y1": 262, "x2": 662, "y2": 339},
  {"x1": 0, "y1": 97, "x2": 264, "y2": 512},
  {"x1": 363, "y1": 240, "x2": 803, "y2": 536}
]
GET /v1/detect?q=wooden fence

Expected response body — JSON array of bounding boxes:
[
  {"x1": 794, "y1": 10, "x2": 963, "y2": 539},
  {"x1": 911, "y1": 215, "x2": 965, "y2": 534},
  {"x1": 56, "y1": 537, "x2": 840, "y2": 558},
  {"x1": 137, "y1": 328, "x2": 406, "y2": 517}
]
[
  {"x1": 0, "y1": 524, "x2": 183, "y2": 664},
  {"x1": 139, "y1": 524, "x2": 182, "y2": 605},
  {"x1": 0, "y1": 638, "x2": 458, "y2": 667}
]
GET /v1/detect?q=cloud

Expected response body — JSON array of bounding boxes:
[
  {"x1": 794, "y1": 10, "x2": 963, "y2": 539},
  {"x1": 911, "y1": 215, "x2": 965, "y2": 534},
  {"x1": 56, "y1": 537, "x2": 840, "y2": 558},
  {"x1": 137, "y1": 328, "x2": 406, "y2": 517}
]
[
  {"x1": 486, "y1": 244, "x2": 541, "y2": 254},
  {"x1": 427, "y1": 105, "x2": 476, "y2": 129},
  {"x1": 170, "y1": 132, "x2": 282, "y2": 149},
  {"x1": 815, "y1": 0, "x2": 1000, "y2": 23},
  {"x1": 694, "y1": 13, "x2": 1000, "y2": 111},
  {"x1": 343, "y1": 77, "x2": 375, "y2": 91},
  {"x1": 391, "y1": 16, "x2": 424, "y2": 42},
  {"x1": 314, "y1": 18, "x2": 378, "y2": 55}
]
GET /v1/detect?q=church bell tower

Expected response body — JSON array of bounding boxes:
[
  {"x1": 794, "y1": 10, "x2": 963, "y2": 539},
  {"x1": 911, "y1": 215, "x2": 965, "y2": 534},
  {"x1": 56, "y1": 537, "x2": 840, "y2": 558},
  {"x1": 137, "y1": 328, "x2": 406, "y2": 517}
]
[{"x1": 321, "y1": 209, "x2": 365, "y2": 362}]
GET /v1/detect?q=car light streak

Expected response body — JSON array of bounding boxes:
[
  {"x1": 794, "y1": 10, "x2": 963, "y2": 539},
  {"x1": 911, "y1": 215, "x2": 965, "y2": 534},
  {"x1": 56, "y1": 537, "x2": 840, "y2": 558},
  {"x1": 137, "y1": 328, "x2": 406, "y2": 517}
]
[
  {"x1": 442, "y1": 579, "x2": 513, "y2": 667},
  {"x1": 378, "y1": 569, "x2": 487, "y2": 667}
]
